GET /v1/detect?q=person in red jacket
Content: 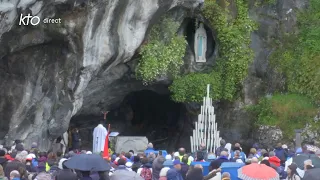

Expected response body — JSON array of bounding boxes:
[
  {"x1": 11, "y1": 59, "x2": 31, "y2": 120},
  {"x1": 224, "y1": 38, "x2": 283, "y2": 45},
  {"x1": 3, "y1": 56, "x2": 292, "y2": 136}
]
[{"x1": 268, "y1": 151, "x2": 281, "y2": 167}]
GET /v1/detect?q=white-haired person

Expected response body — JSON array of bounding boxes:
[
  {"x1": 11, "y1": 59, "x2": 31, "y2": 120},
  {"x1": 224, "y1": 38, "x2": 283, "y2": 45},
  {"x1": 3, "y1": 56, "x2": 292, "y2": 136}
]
[
  {"x1": 145, "y1": 142, "x2": 155, "y2": 157},
  {"x1": 146, "y1": 143, "x2": 154, "y2": 151},
  {"x1": 159, "y1": 167, "x2": 170, "y2": 180},
  {"x1": 10, "y1": 170, "x2": 20, "y2": 180},
  {"x1": 303, "y1": 159, "x2": 320, "y2": 180},
  {"x1": 163, "y1": 154, "x2": 173, "y2": 167}
]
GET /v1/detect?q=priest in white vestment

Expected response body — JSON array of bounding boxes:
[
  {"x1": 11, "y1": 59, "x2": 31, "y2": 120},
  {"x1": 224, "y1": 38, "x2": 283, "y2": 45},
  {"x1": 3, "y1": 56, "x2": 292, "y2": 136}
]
[{"x1": 93, "y1": 124, "x2": 108, "y2": 153}]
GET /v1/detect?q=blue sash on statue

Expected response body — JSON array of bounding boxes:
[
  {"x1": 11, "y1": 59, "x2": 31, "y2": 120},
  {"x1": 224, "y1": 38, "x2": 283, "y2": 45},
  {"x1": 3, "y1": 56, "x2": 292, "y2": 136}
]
[{"x1": 198, "y1": 36, "x2": 203, "y2": 56}]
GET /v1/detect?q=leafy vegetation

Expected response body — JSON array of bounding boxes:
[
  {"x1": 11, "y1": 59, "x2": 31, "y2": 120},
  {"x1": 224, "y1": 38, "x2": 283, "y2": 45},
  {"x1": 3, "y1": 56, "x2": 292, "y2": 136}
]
[
  {"x1": 136, "y1": 17, "x2": 187, "y2": 83},
  {"x1": 247, "y1": 94, "x2": 319, "y2": 138},
  {"x1": 247, "y1": 0, "x2": 320, "y2": 139},
  {"x1": 254, "y1": 0, "x2": 276, "y2": 7},
  {"x1": 170, "y1": 0, "x2": 257, "y2": 102},
  {"x1": 270, "y1": 0, "x2": 320, "y2": 102}
]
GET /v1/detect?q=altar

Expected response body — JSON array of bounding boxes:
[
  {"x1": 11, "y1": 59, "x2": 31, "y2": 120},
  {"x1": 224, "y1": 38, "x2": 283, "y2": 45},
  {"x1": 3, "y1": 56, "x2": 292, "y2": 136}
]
[{"x1": 110, "y1": 136, "x2": 148, "y2": 154}]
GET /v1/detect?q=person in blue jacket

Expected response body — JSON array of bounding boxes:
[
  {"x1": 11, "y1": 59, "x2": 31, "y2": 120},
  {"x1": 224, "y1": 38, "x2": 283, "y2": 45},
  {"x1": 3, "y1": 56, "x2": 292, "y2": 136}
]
[
  {"x1": 167, "y1": 160, "x2": 183, "y2": 180},
  {"x1": 230, "y1": 143, "x2": 246, "y2": 163},
  {"x1": 146, "y1": 143, "x2": 155, "y2": 151},
  {"x1": 144, "y1": 143, "x2": 155, "y2": 156},
  {"x1": 274, "y1": 143, "x2": 288, "y2": 166}
]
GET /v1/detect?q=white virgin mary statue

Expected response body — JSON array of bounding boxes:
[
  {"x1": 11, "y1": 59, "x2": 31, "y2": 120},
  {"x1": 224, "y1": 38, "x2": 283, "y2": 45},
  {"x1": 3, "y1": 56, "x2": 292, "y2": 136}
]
[
  {"x1": 194, "y1": 23, "x2": 207, "y2": 62},
  {"x1": 93, "y1": 124, "x2": 108, "y2": 153}
]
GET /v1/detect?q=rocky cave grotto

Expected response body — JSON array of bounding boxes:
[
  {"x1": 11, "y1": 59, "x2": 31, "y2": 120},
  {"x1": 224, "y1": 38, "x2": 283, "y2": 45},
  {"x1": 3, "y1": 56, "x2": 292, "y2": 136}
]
[
  {"x1": 70, "y1": 89, "x2": 188, "y2": 152},
  {"x1": 0, "y1": 0, "x2": 315, "y2": 152}
]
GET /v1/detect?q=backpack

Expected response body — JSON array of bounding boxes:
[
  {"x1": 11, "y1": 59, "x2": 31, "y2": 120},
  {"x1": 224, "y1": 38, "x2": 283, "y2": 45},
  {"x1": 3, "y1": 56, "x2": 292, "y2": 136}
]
[{"x1": 140, "y1": 167, "x2": 152, "y2": 180}]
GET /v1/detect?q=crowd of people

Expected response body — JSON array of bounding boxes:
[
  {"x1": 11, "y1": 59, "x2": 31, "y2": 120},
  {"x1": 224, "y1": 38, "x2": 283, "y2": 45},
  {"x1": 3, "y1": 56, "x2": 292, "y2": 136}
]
[{"x1": 0, "y1": 139, "x2": 319, "y2": 180}]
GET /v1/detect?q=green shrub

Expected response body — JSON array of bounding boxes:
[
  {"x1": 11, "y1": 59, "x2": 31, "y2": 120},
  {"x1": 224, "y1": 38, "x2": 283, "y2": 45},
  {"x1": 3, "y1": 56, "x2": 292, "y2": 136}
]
[
  {"x1": 170, "y1": 71, "x2": 222, "y2": 102},
  {"x1": 136, "y1": 17, "x2": 187, "y2": 83},
  {"x1": 247, "y1": 94, "x2": 319, "y2": 138},
  {"x1": 254, "y1": 0, "x2": 277, "y2": 7},
  {"x1": 170, "y1": 0, "x2": 257, "y2": 102},
  {"x1": 270, "y1": 0, "x2": 320, "y2": 102}
]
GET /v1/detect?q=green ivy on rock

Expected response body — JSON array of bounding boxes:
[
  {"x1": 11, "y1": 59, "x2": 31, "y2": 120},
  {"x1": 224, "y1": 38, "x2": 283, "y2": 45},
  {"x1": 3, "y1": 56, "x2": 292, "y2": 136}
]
[
  {"x1": 136, "y1": 17, "x2": 187, "y2": 83},
  {"x1": 169, "y1": 71, "x2": 223, "y2": 102},
  {"x1": 170, "y1": 0, "x2": 257, "y2": 102},
  {"x1": 246, "y1": 94, "x2": 319, "y2": 139},
  {"x1": 270, "y1": 0, "x2": 320, "y2": 102},
  {"x1": 254, "y1": 0, "x2": 276, "y2": 7}
]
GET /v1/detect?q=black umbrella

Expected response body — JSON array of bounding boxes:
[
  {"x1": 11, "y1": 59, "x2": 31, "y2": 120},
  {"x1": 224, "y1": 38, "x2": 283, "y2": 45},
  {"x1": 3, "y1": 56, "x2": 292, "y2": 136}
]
[
  {"x1": 310, "y1": 157, "x2": 320, "y2": 168},
  {"x1": 293, "y1": 155, "x2": 309, "y2": 170},
  {"x1": 64, "y1": 154, "x2": 111, "y2": 171},
  {"x1": 302, "y1": 168, "x2": 320, "y2": 180}
]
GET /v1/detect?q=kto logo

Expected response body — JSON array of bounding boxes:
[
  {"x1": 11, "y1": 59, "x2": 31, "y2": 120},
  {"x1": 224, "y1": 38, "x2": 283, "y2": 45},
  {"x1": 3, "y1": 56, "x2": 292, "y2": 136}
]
[{"x1": 19, "y1": 14, "x2": 40, "y2": 26}]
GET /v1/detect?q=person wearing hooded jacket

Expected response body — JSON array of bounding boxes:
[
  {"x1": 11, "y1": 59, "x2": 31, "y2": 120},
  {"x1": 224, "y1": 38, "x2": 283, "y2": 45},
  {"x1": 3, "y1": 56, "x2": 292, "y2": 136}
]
[{"x1": 152, "y1": 153, "x2": 165, "y2": 180}]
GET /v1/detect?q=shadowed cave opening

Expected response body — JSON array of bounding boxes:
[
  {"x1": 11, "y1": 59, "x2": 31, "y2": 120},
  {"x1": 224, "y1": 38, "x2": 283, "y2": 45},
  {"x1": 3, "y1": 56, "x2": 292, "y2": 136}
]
[{"x1": 70, "y1": 90, "x2": 188, "y2": 152}]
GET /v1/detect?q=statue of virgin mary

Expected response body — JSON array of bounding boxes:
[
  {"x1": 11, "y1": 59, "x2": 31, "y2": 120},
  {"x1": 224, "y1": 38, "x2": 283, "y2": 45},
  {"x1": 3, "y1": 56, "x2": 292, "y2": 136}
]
[{"x1": 194, "y1": 23, "x2": 207, "y2": 62}]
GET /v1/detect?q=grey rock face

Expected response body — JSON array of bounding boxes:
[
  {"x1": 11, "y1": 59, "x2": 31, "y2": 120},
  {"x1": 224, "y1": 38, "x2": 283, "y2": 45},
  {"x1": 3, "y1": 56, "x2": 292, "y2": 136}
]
[
  {"x1": 0, "y1": 0, "x2": 201, "y2": 150},
  {"x1": 211, "y1": 0, "x2": 308, "y2": 149},
  {"x1": 0, "y1": 0, "x2": 310, "y2": 151},
  {"x1": 302, "y1": 123, "x2": 320, "y2": 145},
  {"x1": 256, "y1": 125, "x2": 283, "y2": 148}
]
